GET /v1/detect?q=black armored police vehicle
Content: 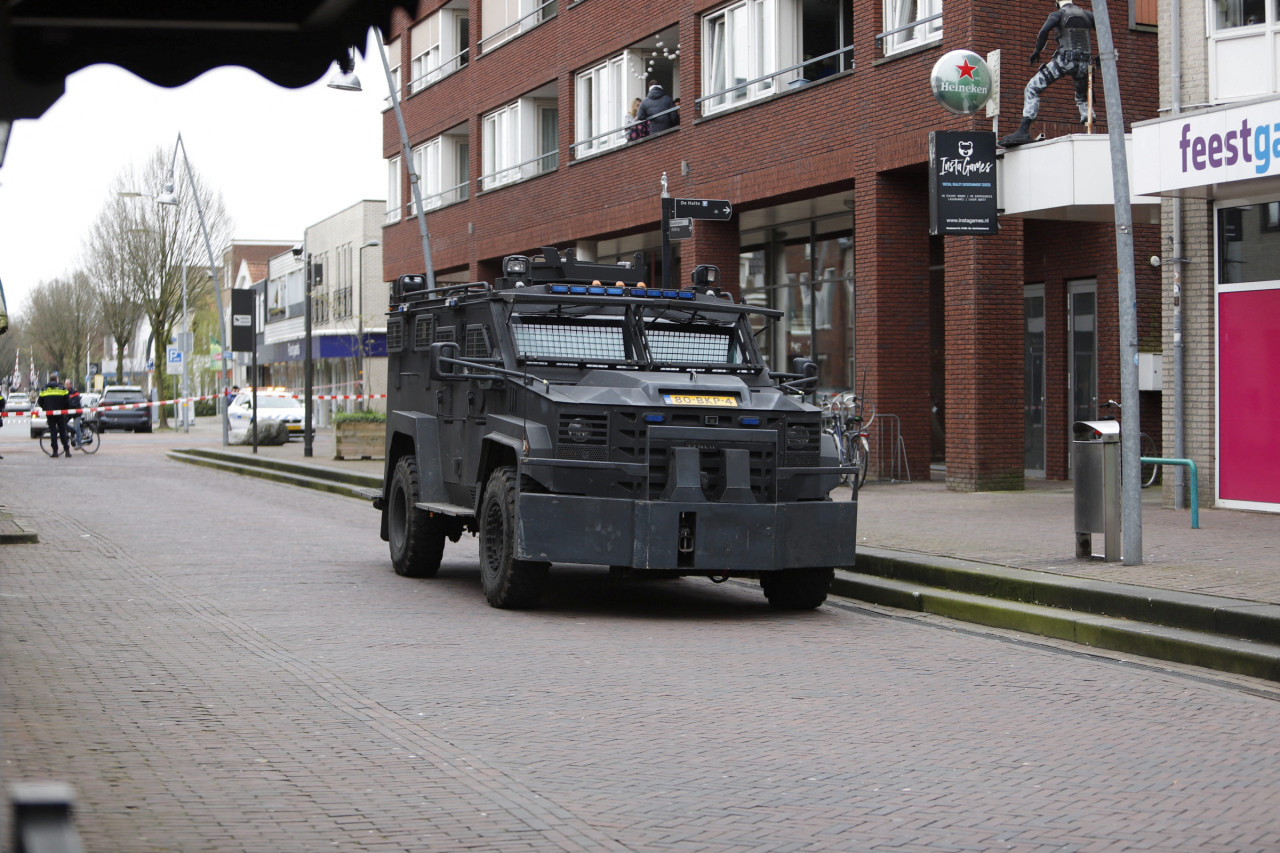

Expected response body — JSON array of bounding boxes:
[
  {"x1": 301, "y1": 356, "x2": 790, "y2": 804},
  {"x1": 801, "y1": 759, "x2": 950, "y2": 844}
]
[{"x1": 372, "y1": 248, "x2": 858, "y2": 609}]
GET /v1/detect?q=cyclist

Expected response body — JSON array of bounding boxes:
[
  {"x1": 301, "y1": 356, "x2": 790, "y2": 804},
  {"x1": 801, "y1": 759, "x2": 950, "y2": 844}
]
[{"x1": 63, "y1": 377, "x2": 85, "y2": 447}]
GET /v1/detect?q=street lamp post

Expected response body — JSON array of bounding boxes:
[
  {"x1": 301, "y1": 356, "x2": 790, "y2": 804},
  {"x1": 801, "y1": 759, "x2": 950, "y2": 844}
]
[
  {"x1": 356, "y1": 239, "x2": 379, "y2": 407},
  {"x1": 331, "y1": 33, "x2": 435, "y2": 290},
  {"x1": 303, "y1": 248, "x2": 315, "y2": 457},
  {"x1": 156, "y1": 133, "x2": 230, "y2": 446}
]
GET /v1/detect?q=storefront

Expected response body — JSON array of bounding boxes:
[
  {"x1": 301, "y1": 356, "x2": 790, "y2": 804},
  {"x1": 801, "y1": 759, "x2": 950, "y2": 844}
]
[{"x1": 1133, "y1": 97, "x2": 1280, "y2": 511}]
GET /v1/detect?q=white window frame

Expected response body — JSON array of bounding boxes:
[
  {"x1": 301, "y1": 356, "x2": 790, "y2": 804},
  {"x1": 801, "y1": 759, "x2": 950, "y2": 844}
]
[
  {"x1": 384, "y1": 38, "x2": 402, "y2": 108},
  {"x1": 575, "y1": 54, "x2": 630, "y2": 155},
  {"x1": 881, "y1": 0, "x2": 942, "y2": 56},
  {"x1": 481, "y1": 97, "x2": 558, "y2": 190},
  {"x1": 482, "y1": 101, "x2": 524, "y2": 190},
  {"x1": 702, "y1": 0, "x2": 798, "y2": 115},
  {"x1": 410, "y1": 7, "x2": 469, "y2": 93},
  {"x1": 1207, "y1": 1, "x2": 1280, "y2": 102},
  {"x1": 411, "y1": 133, "x2": 469, "y2": 210},
  {"x1": 481, "y1": 0, "x2": 552, "y2": 53},
  {"x1": 410, "y1": 14, "x2": 442, "y2": 94},
  {"x1": 386, "y1": 155, "x2": 402, "y2": 223}
]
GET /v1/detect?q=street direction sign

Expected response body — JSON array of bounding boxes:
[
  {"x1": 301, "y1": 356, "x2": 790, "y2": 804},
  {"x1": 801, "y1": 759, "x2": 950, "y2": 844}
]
[
  {"x1": 668, "y1": 217, "x2": 693, "y2": 240},
  {"x1": 672, "y1": 198, "x2": 732, "y2": 220}
]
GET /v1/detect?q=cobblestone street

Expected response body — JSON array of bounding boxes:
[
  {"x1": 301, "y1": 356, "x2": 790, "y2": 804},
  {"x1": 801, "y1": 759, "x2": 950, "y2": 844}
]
[{"x1": 3, "y1": 432, "x2": 1280, "y2": 851}]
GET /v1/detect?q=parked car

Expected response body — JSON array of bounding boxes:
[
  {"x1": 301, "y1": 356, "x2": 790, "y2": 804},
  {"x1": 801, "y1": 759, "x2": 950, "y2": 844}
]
[
  {"x1": 6, "y1": 391, "x2": 33, "y2": 417},
  {"x1": 95, "y1": 386, "x2": 152, "y2": 433},
  {"x1": 227, "y1": 387, "x2": 306, "y2": 439},
  {"x1": 31, "y1": 391, "x2": 99, "y2": 438}
]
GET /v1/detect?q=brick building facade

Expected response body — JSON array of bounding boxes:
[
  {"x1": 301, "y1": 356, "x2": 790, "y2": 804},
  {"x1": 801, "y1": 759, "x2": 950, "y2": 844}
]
[{"x1": 378, "y1": 0, "x2": 1160, "y2": 491}]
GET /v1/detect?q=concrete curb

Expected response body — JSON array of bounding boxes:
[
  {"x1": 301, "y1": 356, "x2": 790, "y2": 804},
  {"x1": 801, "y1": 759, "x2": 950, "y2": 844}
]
[
  {"x1": 839, "y1": 548, "x2": 1280, "y2": 682},
  {"x1": 168, "y1": 448, "x2": 380, "y2": 499},
  {"x1": 0, "y1": 509, "x2": 39, "y2": 544},
  {"x1": 168, "y1": 448, "x2": 1280, "y2": 682}
]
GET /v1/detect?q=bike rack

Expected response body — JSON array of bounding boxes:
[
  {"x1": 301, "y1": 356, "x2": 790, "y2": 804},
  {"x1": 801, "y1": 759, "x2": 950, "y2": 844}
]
[
  {"x1": 868, "y1": 413, "x2": 911, "y2": 484},
  {"x1": 1142, "y1": 456, "x2": 1199, "y2": 529}
]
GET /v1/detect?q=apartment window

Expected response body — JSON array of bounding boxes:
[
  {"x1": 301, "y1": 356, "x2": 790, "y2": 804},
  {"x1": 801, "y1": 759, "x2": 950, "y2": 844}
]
[
  {"x1": 575, "y1": 55, "x2": 628, "y2": 156},
  {"x1": 384, "y1": 38, "x2": 402, "y2": 108},
  {"x1": 335, "y1": 243, "x2": 353, "y2": 321},
  {"x1": 410, "y1": 5, "x2": 469, "y2": 93},
  {"x1": 412, "y1": 129, "x2": 469, "y2": 210},
  {"x1": 480, "y1": 0, "x2": 556, "y2": 53},
  {"x1": 703, "y1": 0, "x2": 792, "y2": 113},
  {"x1": 480, "y1": 92, "x2": 558, "y2": 190},
  {"x1": 881, "y1": 0, "x2": 942, "y2": 55},
  {"x1": 1215, "y1": 0, "x2": 1265, "y2": 28},
  {"x1": 386, "y1": 155, "x2": 402, "y2": 223}
]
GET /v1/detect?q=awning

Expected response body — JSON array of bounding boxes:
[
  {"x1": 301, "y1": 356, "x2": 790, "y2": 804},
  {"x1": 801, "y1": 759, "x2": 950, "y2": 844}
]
[{"x1": 1, "y1": 1, "x2": 410, "y2": 124}]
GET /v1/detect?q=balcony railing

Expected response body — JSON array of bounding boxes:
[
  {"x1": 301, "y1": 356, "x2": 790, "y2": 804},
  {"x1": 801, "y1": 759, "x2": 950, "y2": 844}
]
[
  {"x1": 409, "y1": 47, "x2": 469, "y2": 94},
  {"x1": 697, "y1": 46, "x2": 853, "y2": 117},
  {"x1": 874, "y1": 13, "x2": 942, "y2": 53},
  {"x1": 479, "y1": 0, "x2": 557, "y2": 53},
  {"x1": 408, "y1": 179, "x2": 470, "y2": 213},
  {"x1": 477, "y1": 148, "x2": 558, "y2": 191},
  {"x1": 569, "y1": 105, "x2": 681, "y2": 159}
]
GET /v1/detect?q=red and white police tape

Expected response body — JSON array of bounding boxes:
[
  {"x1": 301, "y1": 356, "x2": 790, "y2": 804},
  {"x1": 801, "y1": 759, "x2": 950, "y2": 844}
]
[{"x1": 1, "y1": 392, "x2": 388, "y2": 419}]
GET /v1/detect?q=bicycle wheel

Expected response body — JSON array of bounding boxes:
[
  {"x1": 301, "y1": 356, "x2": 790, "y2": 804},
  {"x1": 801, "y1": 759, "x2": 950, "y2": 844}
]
[
  {"x1": 78, "y1": 423, "x2": 101, "y2": 454},
  {"x1": 1140, "y1": 432, "x2": 1158, "y2": 488},
  {"x1": 38, "y1": 433, "x2": 54, "y2": 456},
  {"x1": 846, "y1": 433, "x2": 868, "y2": 488}
]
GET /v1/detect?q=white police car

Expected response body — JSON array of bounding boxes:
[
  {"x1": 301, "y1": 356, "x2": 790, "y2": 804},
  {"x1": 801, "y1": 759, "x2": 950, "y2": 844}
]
[{"x1": 227, "y1": 387, "x2": 306, "y2": 439}]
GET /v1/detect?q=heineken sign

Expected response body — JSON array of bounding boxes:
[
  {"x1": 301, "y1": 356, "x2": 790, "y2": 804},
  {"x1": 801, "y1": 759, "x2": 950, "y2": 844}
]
[{"x1": 929, "y1": 50, "x2": 993, "y2": 115}]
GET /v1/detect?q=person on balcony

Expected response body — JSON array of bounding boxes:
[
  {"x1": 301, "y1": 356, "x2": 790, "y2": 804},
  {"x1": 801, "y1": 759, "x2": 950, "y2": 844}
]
[{"x1": 1000, "y1": 0, "x2": 1096, "y2": 147}]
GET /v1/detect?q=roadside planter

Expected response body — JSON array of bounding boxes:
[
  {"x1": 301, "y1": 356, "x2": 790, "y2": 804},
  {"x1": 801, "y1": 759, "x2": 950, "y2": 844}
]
[{"x1": 333, "y1": 411, "x2": 385, "y2": 460}]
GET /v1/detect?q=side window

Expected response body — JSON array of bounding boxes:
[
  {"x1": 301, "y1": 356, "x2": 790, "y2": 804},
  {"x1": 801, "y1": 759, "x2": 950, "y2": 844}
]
[{"x1": 880, "y1": 0, "x2": 942, "y2": 56}]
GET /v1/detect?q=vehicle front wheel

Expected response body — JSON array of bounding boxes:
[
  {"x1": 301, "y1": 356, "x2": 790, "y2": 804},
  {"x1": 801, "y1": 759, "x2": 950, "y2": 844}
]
[
  {"x1": 387, "y1": 455, "x2": 446, "y2": 578},
  {"x1": 479, "y1": 467, "x2": 549, "y2": 609},
  {"x1": 760, "y1": 567, "x2": 834, "y2": 610}
]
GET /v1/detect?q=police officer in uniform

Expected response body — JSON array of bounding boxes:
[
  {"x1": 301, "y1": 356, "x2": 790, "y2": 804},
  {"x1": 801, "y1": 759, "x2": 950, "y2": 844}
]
[
  {"x1": 1000, "y1": 0, "x2": 1097, "y2": 147},
  {"x1": 38, "y1": 370, "x2": 72, "y2": 458}
]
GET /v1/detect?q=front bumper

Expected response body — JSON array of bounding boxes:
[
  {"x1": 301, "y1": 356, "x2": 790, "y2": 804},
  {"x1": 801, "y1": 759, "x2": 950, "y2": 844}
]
[{"x1": 516, "y1": 493, "x2": 857, "y2": 571}]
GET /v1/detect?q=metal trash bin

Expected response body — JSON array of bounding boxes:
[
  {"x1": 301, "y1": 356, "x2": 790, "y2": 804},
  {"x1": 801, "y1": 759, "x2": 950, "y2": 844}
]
[{"x1": 1073, "y1": 420, "x2": 1121, "y2": 561}]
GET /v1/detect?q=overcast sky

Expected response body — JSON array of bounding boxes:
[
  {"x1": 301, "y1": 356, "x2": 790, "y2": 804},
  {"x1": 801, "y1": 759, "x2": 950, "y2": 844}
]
[{"x1": 0, "y1": 29, "x2": 388, "y2": 317}]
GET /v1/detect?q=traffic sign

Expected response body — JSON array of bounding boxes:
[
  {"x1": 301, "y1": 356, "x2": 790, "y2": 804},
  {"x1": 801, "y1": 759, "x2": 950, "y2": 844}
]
[
  {"x1": 668, "y1": 217, "x2": 693, "y2": 240},
  {"x1": 672, "y1": 198, "x2": 732, "y2": 220},
  {"x1": 166, "y1": 347, "x2": 184, "y2": 366}
]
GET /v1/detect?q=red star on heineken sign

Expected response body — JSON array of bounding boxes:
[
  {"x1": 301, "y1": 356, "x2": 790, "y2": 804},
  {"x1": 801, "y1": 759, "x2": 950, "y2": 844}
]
[{"x1": 956, "y1": 58, "x2": 977, "y2": 79}]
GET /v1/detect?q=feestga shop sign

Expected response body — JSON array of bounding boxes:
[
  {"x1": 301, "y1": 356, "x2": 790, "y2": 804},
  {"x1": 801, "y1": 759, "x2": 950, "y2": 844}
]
[
  {"x1": 1132, "y1": 98, "x2": 1280, "y2": 197},
  {"x1": 928, "y1": 130, "x2": 999, "y2": 236}
]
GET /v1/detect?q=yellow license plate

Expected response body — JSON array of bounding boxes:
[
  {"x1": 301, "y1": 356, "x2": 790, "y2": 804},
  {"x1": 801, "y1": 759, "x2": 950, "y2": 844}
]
[{"x1": 662, "y1": 394, "x2": 739, "y2": 407}]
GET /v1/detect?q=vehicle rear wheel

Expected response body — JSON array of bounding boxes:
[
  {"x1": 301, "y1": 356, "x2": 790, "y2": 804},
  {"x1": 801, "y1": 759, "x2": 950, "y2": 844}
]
[
  {"x1": 37, "y1": 434, "x2": 54, "y2": 457},
  {"x1": 388, "y1": 454, "x2": 446, "y2": 578},
  {"x1": 760, "y1": 567, "x2": 834, "y2": 610},
  {"x1": 479, "y1": 467, "x2": 549, "y2": 609}
]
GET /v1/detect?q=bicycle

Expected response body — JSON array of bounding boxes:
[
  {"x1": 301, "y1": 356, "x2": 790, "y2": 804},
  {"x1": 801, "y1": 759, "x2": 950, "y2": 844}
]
[
  {"x1": 1100, "y1": 400, "x2": 1157, "y2": 488},
  {"x1": 38, "y1": 416, "x2": 101, "y2": 456},
  {"x1": 822, "y1": 391, "x2": 875, "y2": 488}
]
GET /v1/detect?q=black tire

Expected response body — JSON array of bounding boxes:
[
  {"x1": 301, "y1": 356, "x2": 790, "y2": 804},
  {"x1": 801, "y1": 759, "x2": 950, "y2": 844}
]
[
  {"x1": 138, "y1": 423, "x2": 152, "y2": 434},
  {"x1": 760, "y1": 567, "x2": 834, "y2": 610},
  {"x1": 38, "y1": 434, "x2": 54, "y2": 457},
  {"x1": 79, "y1": 423, "x2": 101, "y2": 454},
  {"x1": 387, "y1": 455, "x2": 446, "y2": 578},
  {"x1": 479, "y1": 467, "x2": 549, "y2": 609}
]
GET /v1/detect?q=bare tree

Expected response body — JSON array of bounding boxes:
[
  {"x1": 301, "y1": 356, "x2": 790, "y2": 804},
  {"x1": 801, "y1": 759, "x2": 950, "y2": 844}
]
[
  {"x1": 83, "y1": 169, "x2": 148, "y2": 384},
  {"x1": 24, "y1": 272, "x2": 102, "y2": 387},
  {"x1": 82, "y1": 149, "x2": 230, "y2": 426}
]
